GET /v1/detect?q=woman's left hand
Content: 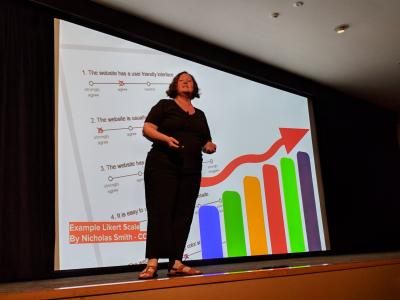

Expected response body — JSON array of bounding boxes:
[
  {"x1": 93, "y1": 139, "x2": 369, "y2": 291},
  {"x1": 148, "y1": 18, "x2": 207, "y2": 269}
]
[{"x1": 203, "y1": 141, "x2": 217, "y2": 154}]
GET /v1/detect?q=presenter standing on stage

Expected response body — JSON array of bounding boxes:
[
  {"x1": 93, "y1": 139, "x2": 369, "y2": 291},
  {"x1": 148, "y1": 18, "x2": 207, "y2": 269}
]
[{"x1": 139, "y1": 71, "x2": 216, "y2": 279}]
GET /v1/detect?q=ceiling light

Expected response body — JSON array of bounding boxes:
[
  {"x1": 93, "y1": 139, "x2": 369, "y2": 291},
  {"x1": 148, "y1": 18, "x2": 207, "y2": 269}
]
[
  {"x1": 334, "y1": 24, "x2": 350, "y2": 34},
  {"x1": 270, "y1": 12, "x2": 280, "y2": 18},
  {"x1": 293, "y1": 1, "x2": 304, "y2": 7}
]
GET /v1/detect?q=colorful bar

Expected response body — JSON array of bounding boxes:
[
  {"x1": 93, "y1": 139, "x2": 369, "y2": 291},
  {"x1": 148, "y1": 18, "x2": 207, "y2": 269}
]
[
  {"x1": 243, "y1": 176, "x2": 268, "y2": 255},
  {"x1": 297, "y1": 151, "x2": 322, "y2": 251},
  {"x1": 199, "y1": 206, "x2": 223, "y2": 259},
  {"x1": 280, "y1": 157, "x2": 306, "y2": 253},
  {"x1": 222, "y1": 191, "x2": 247, "y2": 257},
  {"x1": 262, "y1": 165, "x2": 288, "y2": 254}
]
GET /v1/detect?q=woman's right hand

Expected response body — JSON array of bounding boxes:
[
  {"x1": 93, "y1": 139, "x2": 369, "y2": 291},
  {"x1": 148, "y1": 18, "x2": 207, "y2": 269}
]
[
  {"x1": 165, "y1": 136, "x2": 180, "y2": 149},
  {"x1": 143, "y1": 122, "x2": 180, "y2": 149}
]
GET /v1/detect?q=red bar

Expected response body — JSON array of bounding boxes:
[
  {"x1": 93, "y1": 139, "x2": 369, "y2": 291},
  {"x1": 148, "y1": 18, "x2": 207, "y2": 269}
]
[{"x1": 262, "y1": 165, "x2": 287, "y2": 253}]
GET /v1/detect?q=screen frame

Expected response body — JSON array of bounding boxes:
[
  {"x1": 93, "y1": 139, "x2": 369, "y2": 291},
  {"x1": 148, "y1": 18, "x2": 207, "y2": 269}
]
[{"x1": 53, "y1": 14, "x2": 330, "y2": 273}]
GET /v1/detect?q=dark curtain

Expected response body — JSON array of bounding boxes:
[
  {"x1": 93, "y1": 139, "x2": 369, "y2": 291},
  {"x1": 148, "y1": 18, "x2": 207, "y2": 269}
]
[
  {"x1": 313, "y1": 97, "x2": 400, "y2": 253},
  {"x1": 0, "y1": 0, "x2": 54, "y2": 282}
]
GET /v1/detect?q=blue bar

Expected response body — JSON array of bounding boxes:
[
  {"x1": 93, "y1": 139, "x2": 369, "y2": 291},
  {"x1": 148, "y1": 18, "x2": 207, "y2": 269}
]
[{"x1": 199, "y1": 206, "x2": 223, "y2": 259}]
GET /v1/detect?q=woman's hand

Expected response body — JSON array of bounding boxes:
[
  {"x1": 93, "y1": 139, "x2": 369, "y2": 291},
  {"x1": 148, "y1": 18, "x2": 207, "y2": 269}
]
[
  {"x1": 203, "y1": 141, "x2": 216, "y2": 154},
  {"x1": 165, "y1": 136, "x2": 180, "y2": 149},
  {"x1": 143, "y1": 122, "x2": 180, "y2": 149}
]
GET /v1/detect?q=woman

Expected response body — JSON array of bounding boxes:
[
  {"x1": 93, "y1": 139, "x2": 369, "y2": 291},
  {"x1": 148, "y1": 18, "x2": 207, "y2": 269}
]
[{"x1": 139, "y1": 71, "x2": 216, "y2": 279}]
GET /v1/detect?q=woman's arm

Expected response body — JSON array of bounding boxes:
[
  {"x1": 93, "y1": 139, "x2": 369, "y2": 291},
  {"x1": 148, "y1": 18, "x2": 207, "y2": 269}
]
[
  {"x1": 203, "y1": 141, "x2": 217, "y2": 154},
  {"x1": 201, "y1": 111, "x2": 216, "y2": 154},
  {"x1": 142, "y1": 122, "x2": 180, "y2": 149}
]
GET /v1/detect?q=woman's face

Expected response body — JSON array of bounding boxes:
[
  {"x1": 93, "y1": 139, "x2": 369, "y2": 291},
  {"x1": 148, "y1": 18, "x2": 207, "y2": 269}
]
[{"x1": 177, "y1": 73, "x2": 194, "y2": 96}]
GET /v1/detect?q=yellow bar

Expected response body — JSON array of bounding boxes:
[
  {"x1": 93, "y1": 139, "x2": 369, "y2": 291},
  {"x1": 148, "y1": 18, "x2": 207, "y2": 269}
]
[{"x1": 244, "y1": 176, "x2": 268, "y2": 255}]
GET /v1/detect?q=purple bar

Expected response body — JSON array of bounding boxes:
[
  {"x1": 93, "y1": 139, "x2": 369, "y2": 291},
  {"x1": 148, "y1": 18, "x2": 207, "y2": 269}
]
[{"x1": 297, "y1": 151, "x2": 322, "y2": 251}]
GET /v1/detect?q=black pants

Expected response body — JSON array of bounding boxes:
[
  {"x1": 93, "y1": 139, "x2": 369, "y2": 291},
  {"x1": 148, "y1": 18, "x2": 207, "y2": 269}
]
[{"x1": 144, "y1": 149, "x2": 201, "y2": 261}]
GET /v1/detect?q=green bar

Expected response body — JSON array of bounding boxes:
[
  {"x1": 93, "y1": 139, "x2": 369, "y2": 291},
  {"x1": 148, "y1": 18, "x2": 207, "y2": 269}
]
[
  {"x1": 222, "y1": 191, "x2": 247, "y2": 257},
  {"x1": 280, "y1": 158, "x2": 305, "y2": 253}
]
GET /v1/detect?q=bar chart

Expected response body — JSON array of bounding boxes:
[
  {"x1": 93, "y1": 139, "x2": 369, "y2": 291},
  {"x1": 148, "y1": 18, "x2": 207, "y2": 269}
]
[{"x1": 198, "y1": 148, "x2": 324, "y2": 259}]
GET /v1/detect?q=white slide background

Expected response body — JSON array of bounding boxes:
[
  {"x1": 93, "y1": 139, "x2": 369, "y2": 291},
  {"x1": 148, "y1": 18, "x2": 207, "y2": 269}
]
[{"x1": 57, "y1": 20, "x2": 326, "y2": 270}]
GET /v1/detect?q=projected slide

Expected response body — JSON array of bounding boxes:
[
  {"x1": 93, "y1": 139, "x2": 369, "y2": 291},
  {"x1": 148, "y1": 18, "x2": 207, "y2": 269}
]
[{"x1": 56, "y1": 19, "x2": 328, "y2": 270}]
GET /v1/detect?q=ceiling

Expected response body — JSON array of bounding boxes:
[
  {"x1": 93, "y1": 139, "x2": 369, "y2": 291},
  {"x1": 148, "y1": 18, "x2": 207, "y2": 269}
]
[{"x1": 93, "y1": 0, "x2": 400, "y2": 111}]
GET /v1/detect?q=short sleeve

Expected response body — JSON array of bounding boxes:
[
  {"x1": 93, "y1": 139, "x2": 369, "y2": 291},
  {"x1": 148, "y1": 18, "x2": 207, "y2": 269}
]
[{"x1": 145, "y1": 100, "x2": 165, "y2": 126}]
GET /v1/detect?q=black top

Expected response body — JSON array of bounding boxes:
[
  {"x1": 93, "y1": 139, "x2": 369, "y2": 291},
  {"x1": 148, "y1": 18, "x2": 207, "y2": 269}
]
[{"x1": 145, "y1": 99, "x2": 212, "y2": 169}]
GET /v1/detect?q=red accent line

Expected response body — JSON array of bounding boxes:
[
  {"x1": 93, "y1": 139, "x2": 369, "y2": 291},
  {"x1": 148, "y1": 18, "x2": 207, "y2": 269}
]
[
  {"x1": 200, "y1": 128, "x2": 309, "y2": 187},
  {"x1": 201, "y1": 140, "x2": 283, "y2": 187}
]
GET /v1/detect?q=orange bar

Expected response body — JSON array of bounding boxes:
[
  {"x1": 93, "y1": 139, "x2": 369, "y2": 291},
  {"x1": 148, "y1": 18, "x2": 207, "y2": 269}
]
[{"x1": 243, "y1": 176, "x2": 268, "y2": 255}]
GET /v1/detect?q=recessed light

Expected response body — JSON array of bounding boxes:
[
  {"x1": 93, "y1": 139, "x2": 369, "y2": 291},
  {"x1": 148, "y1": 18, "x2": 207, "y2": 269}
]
[
  {"x1": 334, "y1": 24, "x2": 350, "y2": 34},
  {"x1": 293, "y1": 1, "x2": 304, "y2": 7},
  {"x1": 271, "y1": 12, "x2": 280, "y2": 18}
]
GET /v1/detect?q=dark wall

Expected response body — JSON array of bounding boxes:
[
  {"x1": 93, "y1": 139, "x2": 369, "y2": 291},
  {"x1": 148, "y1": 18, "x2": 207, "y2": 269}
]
[
  {"x1": 0, "y1": 0, "x2": 55, "y2": 282},
  {"x1": 313, "y1": 95, "x2": 399, "y2": 253},
  {"x1": 0, "y1": 0, "x2": 398, "y2": 282}
]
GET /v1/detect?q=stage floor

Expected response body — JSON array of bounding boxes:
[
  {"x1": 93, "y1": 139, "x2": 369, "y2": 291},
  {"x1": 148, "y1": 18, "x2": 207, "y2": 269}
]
[{"x1": 1, "y1": 251, "x2": 400, "y2": 299}]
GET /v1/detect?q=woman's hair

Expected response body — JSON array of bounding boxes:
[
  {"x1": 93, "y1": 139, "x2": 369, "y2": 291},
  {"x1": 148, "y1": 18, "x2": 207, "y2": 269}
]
[{"x1": 166, "y1": 71, "x2": 200, "y2": 99}]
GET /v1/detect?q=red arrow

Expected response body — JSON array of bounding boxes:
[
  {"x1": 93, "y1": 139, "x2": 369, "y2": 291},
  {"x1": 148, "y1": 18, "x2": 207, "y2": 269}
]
[{"x1": 200, "y1": 128, "x2": 309, "y2": 187}]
